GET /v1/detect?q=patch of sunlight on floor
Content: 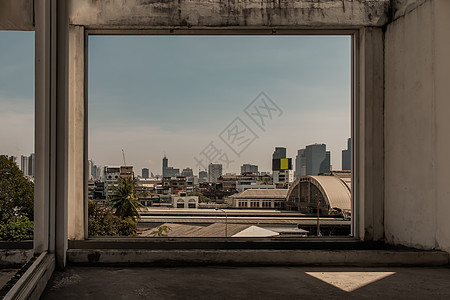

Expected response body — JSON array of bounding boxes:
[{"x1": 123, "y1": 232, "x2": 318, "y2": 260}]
[{"x1": 305, "y1": 271, "x2": 396, "y2": 292}]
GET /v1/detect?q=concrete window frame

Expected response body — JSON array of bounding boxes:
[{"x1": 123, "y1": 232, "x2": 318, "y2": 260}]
[
  {"x1": 73, "y1": 28, "x2": 361, "y2": 239},
  {"x1": 29, "y1": 1, "x2": 385, "y2": 268}
]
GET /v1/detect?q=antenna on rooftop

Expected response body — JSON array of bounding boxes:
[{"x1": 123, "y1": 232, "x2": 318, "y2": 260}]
[{"x1": 122, "y1": 149, "x2": 127, "y2": 166}]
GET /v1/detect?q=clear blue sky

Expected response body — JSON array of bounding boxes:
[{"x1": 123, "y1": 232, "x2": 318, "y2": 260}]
[{"x1": 0, "y1": 32, "x2": 351, "y2": 175}]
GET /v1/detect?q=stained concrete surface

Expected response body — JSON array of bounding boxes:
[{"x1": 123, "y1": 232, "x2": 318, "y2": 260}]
[
  {"x1": 42, "y1": 266, "x2": 450, "y2": 299},
  {"x1": 0, "y1": 269, "x2": 18, "y2": 290}
]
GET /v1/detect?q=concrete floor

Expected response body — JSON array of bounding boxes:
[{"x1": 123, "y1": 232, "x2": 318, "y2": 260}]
[
  {"x1": 0, "y1": 269, "x2": 18, "y2": 290},
  {"x1": 41, "y1": 266, "x2": 450, "y2": 299}
]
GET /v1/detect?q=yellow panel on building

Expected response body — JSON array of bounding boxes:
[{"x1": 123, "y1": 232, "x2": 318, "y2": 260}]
[{"x1": 280, "y1": 158, "x2": 288, "y2": 170}]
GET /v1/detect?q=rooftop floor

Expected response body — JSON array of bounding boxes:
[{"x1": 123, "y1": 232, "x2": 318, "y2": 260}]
[{"x1": 42, "y1": 266, "x2": 450, "y2": 299}]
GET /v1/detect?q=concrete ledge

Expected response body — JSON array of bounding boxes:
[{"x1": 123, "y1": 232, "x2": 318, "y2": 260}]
[
  {"x1": 4, "y1": 253, "x2": 55, "y2": 300},
  {"x1": 0, "y1": 250, "x2": 33, "y2": 268},
  {"x1": 67, "y1": 249, "x2": 449, "y2": 267},
  {"x1": 69, "y1": 0, "x2": 389, "y2": 28}
]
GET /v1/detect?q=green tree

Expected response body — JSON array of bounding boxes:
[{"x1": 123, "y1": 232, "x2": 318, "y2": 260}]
[
  {"x1": 108, "y1": 177, "x2": 143, "y2": 220},
  {"x1": 0, "y1": 216, "x2": 34, "y2": 241},
  {"x1": 0, "y1": 156, "x2": 34, "y2": 222},
  {"x1": 0, "y1": 156, "x2": 34, "y2": 241},
  {"x1": 88, "y1": 200, "x2": 137, "y2": 236}
]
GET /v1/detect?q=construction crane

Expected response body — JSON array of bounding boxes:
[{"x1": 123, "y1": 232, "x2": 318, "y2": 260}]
[{"x1": 122, "y1": 149, "x2": 127, "y2": 166}]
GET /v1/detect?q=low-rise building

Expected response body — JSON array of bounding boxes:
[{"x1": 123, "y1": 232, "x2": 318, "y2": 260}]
[
  {"x1": 231, "y1": 189, "x2": 288, "y2": 209},
  {"x1": 172, "y1": 195, "x2": 199, "y2": 208}
]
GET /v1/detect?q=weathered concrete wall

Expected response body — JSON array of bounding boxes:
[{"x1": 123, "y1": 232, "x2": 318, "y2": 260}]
[
  {"x1": 385, "y1": 0, "x2": 450, "y2": 253},
  {"x1": 434, "y1": 0, "x2": 450, "y2": 254},
  {"x1": 390, "y1": 0, "x2": 429, "y2": 20},
  {"x1": 0, "y1": 0, "x2": 34, "y2": 30},
  {"x1": 68, "y1": 0, "x2": 389, "y2": 28}
]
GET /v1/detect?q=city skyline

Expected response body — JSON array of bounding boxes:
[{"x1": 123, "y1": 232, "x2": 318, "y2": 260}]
[
  {"x1": 88, "y1": 138, "x2": 349, "y2": 178},
  {"x1": 88, "y1": 35, "x2": 351, "y2": 173}
]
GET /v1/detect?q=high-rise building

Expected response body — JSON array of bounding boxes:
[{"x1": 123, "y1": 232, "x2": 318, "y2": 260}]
[
  {"x1": 272, "y1": 147, "x2": 286, "y2": 160},
  {"x1": 28, "y1": 153, "x2": 35, "y2": 177},
  {"x1": 295, "y1": 149, "x2": 306, "y2": 178},
  {"x1": 89, "y1": 160, "x2": 101, "y2": 180},
  {"x1": 240, "y1": 164, "x2": 259, "y2": 175},
  {"x1": 162, "y1": 156, "x2": 179, "y2": 178},
  {"x1": 142, "y1": 168, "x2": 149, "y2": 179},
  {"x1": 21, "y1": 155, "x2": 29, "y2": 176},
  {"x1": 162, "y1": 156, "x2": 168, "y2": 176},
  {"x1": 305, "y1": 144, "x2": 330, "y2": 175},
  {"x1": 321, "y1": 151, "x2": 331, "y2": 173},
  {"x1": 208, "y1": 163, "x2": 222, "y2": 183},
  {"x1": 272, "y1": 147, "x2": 293, "y2": 183},
  {"x1": 342, "y1": 138, "x2": 351, "y2": 170},
  {"x1": 199, "y1": 170, "x2": 208, "y2": 183},
  {"x1": 88, "y1": 160, "x2": 93, "y2": 180},
  {"x1": 181, "y1": 168, "x2": 194, "y2": 177}
]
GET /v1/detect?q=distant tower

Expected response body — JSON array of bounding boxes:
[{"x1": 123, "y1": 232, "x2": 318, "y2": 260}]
[
  {"x1": 295, "y1": 149, "x2": 306, "y2": 178},
  {"x1": 272, "y1": 147, "x2": 293, "y2": 184},
  {"x1": 272, "y1": 147, "x2": 286, "y2": 160},
  {"x1": 342, "y1": 138, "x2": 351, "y2": 170},
  {"x1": 142, "y1": 168, "x2": 149, "y2": 179},
  {"x1": 21, "y1": 155, "x2": 29, "y2": 176},
  {"x1": 208, "y1": 163, "x2": 223, "y2": 183},
  {"x1": 162, "y1": 156, "x2": 168, "y2": 177},
  {"x1": 28, "y1": 153, "x2": 35, "y2": 176},
  {"x1": 305, "y1": 144, "x2": 330, "y2": 175}
]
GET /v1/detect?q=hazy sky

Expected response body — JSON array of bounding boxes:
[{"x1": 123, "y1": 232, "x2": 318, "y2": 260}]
[
  {"x1": 89, "y1": 35, "x2": 351, "y2": 175},
  {"x1": 0, "y1": 31, "x2": 35, "y2": 158},
  {"x1": 0, "y1": 32, "x2": 351, "y2": 175}
]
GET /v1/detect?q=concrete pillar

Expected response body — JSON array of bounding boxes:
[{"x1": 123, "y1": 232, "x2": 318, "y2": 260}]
[
  {"x1": 34, "y1": 0, "x2": 53, "y2": 254},
  {"x1": 68, "y1": 25, "x2": 86, "y2": 240},
  {"x1": 355, "y1": 27, "x2": 385, "y2": 241},
  {"x1": 34, "y1": 0, "x2": 69, "y2": 268},
  {"x1": 55, "y1": 0, "x2": 69, "y2": 269},
  {"x1": 34, "y1": 0, "x2": 69, "y2": 269}
]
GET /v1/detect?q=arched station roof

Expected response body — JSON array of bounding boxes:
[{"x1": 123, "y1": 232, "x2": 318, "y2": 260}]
[{"x1": 286, "y1": 175, "x2": 351, "y2": 211}]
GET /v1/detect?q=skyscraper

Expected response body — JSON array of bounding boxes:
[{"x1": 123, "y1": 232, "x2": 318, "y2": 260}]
[
  {"x1": 28, "y1": 153, "x2": 35, "y2": 176},
  {"x1": 272, "y1": 147, "x2": 293, "y2": 184},
  {"x1": 162, "y1": 156, "x2": 179, "y2": 178},
  {"x1": 208, "y1": 163, "x2": 222, "y2": 183},
  {"x1": 272, "y1": 147, "x2": 286, "y2": 160},
  {"x1": 342, "y1": 138, "x2": 351, "y2": 170},
  {"x1": 162, "y1": 156, "x2": 168, "y2": 177},
  {"x1": 305, "y1": 144, "x2": 330, "y2": 175},
  {"x1": 142, "y1": 168, "x2": 149, "y2": 179},
  {"x1": 295, "y1": 149, "x2": 306, "y2": 178},
  {"x1": 21, "y1": 155, "x2": 29, "y2": 176}
]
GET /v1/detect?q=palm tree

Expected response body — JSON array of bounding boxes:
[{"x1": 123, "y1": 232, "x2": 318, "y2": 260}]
[{"x1": 108, "y1": 177, "x2": 143, "y2": 220}]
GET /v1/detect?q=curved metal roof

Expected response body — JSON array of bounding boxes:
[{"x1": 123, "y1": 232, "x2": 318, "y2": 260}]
[{"x1": 309, "y1": 176, "x2": 351, "y2": 210}]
